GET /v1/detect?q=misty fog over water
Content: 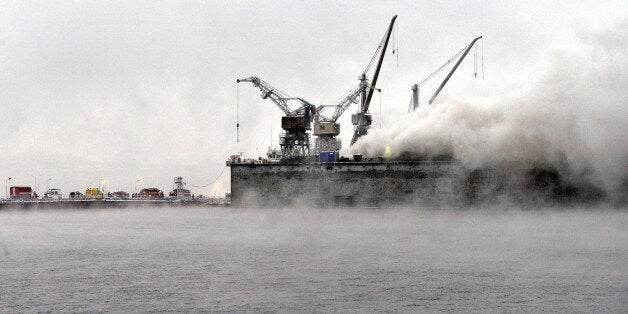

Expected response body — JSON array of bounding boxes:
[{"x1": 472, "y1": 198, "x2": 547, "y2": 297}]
[{"x1": 1, "y1": 206, "x2": 625, "y2": 312}]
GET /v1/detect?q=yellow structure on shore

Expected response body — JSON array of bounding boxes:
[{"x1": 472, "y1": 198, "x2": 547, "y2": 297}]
[{"x1": 85, "y1": 188, "x2": 104, "y2": 199}]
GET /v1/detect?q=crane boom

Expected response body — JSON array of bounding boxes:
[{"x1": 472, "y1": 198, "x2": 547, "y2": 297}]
[
  {"x1": 236, "y1": 76, "x2": 313, "y2": 116},
  {"x1": 362, "y1": 15, "x2": 397, "y2": 112},
  {"x1": 428, "y1": 36, "x2": 482, "y2": 105}
]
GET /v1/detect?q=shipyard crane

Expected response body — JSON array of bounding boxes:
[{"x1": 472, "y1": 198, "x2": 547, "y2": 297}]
[
  {"x1": 237, "y1": 77, "x2": 315, "y2": 157},
  {"x1": 410, "y1": 36, "x2": 482, "y2": 111},
  {"x1": 350, "y1": 15, "x2": 397, "y2": 145}
]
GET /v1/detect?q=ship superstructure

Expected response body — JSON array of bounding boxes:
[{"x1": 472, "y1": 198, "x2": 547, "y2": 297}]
[{"x1": 169, "y1": 176, "x2": 192, "y2": 200}]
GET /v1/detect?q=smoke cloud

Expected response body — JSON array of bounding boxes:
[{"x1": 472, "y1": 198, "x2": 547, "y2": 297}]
[{"x1": 346, "y1": 22, "x2": 628, "y2": 200}]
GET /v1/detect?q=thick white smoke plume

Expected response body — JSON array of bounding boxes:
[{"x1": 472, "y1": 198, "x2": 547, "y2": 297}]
[{"x1": 347, "y1": 22, "x2": 628, "y2": 200}]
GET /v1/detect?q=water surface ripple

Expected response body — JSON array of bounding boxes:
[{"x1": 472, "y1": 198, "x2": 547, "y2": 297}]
[{"x1": 0, "y1": 207, "x2": 626, "y2": 312}]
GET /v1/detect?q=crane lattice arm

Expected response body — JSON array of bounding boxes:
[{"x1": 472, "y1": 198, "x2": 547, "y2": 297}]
[
  {"x1": 316, "y1": 84, "x2": 372, "y2": 122},
  {"x1": 237, "y1": 76, "x2": 312, "y2": 116}
]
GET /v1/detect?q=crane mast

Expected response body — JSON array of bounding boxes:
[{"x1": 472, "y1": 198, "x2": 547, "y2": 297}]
[
  {"x1": 237, "y1": 77, "x2": 315, "y2": 157},
  {"x1": 350, "y1": 15, "x2": 397, "y2": 145}
]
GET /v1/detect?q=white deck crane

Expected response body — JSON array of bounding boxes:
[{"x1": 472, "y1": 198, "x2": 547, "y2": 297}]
[
  {"x1": 350, "y1": 15, "x2": 397, "y2": 146},
  {"x1": 312, "y1": 82, "x2": 374, "y2": 152},
  {"x1": 237, "y1": 77, "x2": 315, "y2": 157},
  {"x1": 410, "y1": 36, "x2": 482, "y2": 111}
]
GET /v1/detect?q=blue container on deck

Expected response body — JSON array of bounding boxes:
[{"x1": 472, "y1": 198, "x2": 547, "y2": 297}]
[{"x1": 319, "y1": 151, "x2": 338, "y2": 163}]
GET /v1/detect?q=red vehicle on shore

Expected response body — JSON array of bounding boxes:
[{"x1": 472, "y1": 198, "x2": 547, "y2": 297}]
[{"x1": 10, "y1": 186, "x2": 38, "y2": 199}]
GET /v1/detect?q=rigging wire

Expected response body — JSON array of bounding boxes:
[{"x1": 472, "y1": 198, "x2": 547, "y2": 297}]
[
  {"x1": 416, "y1": 46, "x2": 466, "y2": 86},
  {"x1": 257, "y1": 118, "x2": 279, "y2": 152},
  {"x1": 363, "y1": 39, "x2": 383, "y2": 74},
  {"x1": 188, "y1": 166, "x2": 228, "y2": 188},
  {"x1": 363, "y1": 21, "x2": 396, "y2": 74}
]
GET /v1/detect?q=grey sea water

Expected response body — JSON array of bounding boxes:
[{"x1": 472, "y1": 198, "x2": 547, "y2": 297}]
[{"x1": 0, "y1": 206, "x2": 626, "y2": 312}]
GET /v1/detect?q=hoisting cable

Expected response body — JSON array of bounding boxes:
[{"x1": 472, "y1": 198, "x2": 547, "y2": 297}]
[
  {"x1": 236, "y1": 83, "x2": 240, "y2": 142},
  {"x1": 481, "y1": 38, "x2": 484, "y2": 79},
  {"x1": 188, "y1": 166, "x2": 228, "y2": 188},
  {"x1": 393, "y1": 24, "x2": 399, "y2": 67},
  {"x1": 474, "y1": 41, "x2": 478, "y2": 77},
  {"x1": 379, "y1": 89, "x2": 382, "y2": 128}
]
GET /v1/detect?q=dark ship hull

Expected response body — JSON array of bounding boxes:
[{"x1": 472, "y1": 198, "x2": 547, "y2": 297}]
[{"x1": 229, "y1": 159, "x2": 606, "y2": 208}]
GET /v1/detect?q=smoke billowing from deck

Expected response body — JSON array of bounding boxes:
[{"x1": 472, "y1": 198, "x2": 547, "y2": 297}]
[{"x1": 347, "y1": 22, "x2": 628, "y2": 201}]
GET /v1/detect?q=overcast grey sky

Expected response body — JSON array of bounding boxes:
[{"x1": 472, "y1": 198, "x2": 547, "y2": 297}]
[{"x1": 0, "y1": 1, "x2": 625, "y2": 196}]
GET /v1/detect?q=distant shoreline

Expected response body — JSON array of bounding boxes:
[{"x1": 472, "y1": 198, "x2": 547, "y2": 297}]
[{"x1": 0, "y1": 199, "x2": 227, "y2": 210}]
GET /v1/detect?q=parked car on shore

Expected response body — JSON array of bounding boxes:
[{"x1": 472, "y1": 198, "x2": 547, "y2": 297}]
[
  {"x1": 43, "y1": 189, "x2": 62, "y2": 200},
  {"x1": 69, "y1": 191, "x2": 86, "y2": 199}
]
